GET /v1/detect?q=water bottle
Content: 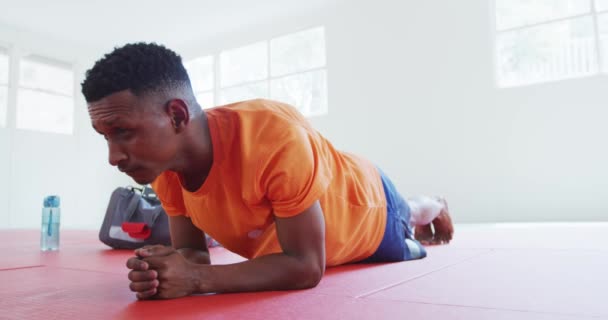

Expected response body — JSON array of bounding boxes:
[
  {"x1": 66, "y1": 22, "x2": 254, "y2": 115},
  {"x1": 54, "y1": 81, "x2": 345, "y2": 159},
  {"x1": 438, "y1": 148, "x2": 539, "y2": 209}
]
[{"x1": 41, "y1": 195, "x2": 61, "y2": 251}]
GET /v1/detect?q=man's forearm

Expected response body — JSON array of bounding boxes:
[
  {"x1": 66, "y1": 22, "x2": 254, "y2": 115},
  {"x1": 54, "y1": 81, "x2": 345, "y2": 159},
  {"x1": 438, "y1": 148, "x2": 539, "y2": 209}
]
[
  {"x1": 177, "y1": 248, "x2": 210, "y2": 265},
  {"x1": 195, "y1": 253, "x2": 323, "y2": 294}
]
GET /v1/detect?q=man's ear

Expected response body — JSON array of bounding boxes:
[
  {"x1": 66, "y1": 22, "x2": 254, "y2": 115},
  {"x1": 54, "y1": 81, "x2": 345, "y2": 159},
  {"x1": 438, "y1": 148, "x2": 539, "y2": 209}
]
[{"x1": 165, "y1": 99, "x2": 190, "y2": 132}]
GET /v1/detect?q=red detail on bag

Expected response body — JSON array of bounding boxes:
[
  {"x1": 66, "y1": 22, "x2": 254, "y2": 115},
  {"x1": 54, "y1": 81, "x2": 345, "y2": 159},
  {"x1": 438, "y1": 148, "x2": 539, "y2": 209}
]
[{"x1": 121, "y1": 222, "x2": 151, "y2": 239}]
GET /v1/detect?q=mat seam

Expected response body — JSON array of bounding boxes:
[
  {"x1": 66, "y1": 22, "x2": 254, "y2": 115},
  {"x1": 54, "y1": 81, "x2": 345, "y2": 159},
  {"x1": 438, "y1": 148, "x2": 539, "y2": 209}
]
[
  {"x1": 0, "y1": 265, "x2": 44, "y2": 271},
  {"x1": 354, "y1": 249, "x2": 494, "y2": 298},
  {"x1": 358, "y1": 297, "x2": 608, "y2": 319}
]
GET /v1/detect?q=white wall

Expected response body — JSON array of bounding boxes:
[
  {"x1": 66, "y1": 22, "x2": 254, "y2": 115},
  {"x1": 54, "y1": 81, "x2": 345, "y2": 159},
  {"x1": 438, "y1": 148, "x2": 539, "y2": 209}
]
[
  {"x1": 0, "y1": 24, "x2": 131, "y2": 229},
  {"x1": 2, "y1": 0, "x2": 607, "y2": 227},
  {"x1": 323, "y1": 0, "x2": 608, "y2": 222},
  {"x1": 183, "y1": 0, "x2": 608, "y2": 222}
]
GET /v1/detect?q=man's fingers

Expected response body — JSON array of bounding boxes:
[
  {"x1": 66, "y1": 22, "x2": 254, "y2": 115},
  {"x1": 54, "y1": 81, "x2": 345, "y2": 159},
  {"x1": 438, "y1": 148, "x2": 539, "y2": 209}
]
[
  {"x1": 141, "y1": 255, "x2": 170, "y2": 271},
  {"x1": 135, "y1": 245, "x2": 175, "y2": 258},
  {"x1": 136, "y1": 288, "x2": 158, "y2": 300},
  {"x1": 134, "y1": 245, "x2": 160, "y2": 257},
  {"x1": 126, "y1": 257, "x2": 149, "y2": 270},
  {"x1": 129, "y1": 279, "x2": 159, "y2": 293},
  {"x1": 128, "y1": 269, "x2": 158, "y2": 282}
]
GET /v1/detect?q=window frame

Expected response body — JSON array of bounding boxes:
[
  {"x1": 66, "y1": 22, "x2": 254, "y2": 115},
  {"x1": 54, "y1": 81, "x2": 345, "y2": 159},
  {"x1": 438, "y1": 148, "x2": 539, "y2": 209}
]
[
  {"x1": 0, "y1": 48, "x2": 8, "y2": 86},
  {"x1": 185, "y1": 26, "x2": 328, "y2": 116},
  {"x1": 15, "y1": 55, "x2": 75, "y2": 134},
  {"x1": 0, "y1": 48, "x2": 9, "y2": 128},
  {"x1": 494, "y1": 0, "x2": 608, "y2": 87}
]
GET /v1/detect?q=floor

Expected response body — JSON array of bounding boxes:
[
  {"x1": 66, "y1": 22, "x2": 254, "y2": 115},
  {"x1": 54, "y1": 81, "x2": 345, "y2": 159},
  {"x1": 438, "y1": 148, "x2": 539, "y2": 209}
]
[{"x1": 0, "y1": 223, "x2": 606, "y2": 320}]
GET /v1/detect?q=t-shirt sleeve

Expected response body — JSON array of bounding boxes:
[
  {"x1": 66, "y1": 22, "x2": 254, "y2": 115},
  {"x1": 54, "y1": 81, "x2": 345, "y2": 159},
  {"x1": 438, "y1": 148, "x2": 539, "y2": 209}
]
[
  {"x1": 256, "y1": 126, "x2": 333, "y2": 218},
  {"x1": 150, "y1": 172, "x2": 187, "y2": 217}
]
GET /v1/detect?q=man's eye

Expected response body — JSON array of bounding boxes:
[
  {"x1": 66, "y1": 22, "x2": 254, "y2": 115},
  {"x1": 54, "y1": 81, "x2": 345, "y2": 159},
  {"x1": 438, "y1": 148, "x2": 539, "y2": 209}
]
[{"x1": 114, "y1": 128, "x2": 131, "y2": 136}]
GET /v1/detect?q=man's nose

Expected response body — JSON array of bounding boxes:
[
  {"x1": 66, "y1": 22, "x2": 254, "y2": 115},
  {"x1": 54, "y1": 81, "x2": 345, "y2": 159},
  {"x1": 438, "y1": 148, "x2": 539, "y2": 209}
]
[{"x1": 108, "y1": 142, "x2": 128, "y2": 166}]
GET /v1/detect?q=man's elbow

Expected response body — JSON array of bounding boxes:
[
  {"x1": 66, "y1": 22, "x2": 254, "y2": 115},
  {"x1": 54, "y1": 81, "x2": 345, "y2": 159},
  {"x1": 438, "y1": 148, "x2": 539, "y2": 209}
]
[
  {"x1": 307, "y1": 267, "x2": 324, "y2": 288},
  {"x1": 296, "y1": 261, "x2": 325, "y2": 289}
]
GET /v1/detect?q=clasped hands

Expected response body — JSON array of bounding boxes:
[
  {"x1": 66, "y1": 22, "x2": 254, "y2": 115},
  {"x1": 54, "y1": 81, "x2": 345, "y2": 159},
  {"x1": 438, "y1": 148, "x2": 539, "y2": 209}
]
[{"x1": 126, "y1": 245, "x2": 202, "y2": 300}]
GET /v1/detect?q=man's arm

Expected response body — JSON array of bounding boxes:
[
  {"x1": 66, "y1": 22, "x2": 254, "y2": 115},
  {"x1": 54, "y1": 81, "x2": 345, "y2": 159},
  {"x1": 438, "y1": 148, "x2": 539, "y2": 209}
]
[
  {"x1": 169, "y1": 215, "x2": 210, "y2": 265},
  {"x1": 139, "y1": 200, "x2": 326, "y2": 299},
  {"x1": 199, "y1": 200, "x2": 326, "y2": 293}
]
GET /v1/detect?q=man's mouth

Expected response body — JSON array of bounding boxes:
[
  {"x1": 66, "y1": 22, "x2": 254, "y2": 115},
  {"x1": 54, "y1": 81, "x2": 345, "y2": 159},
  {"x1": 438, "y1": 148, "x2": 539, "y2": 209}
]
[{"x1": 119, "y1": 167, "x2": 139, "y2": 174}]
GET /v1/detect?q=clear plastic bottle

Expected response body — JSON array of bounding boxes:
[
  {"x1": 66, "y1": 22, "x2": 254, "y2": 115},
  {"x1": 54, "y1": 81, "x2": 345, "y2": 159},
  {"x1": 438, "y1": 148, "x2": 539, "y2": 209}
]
[{"x1": 41, "y1": 195, "x2": 61, "y2": 251}]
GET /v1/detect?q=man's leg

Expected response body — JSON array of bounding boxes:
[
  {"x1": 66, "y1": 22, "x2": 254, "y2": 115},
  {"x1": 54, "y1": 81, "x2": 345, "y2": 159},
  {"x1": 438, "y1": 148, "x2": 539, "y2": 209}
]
[{"x1": 407, "y1": 196, "x2": 454, "y2": 245}]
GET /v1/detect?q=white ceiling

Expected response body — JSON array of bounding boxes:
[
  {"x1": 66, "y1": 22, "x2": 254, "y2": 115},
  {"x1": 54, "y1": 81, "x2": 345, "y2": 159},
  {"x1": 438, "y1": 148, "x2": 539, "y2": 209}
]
[{"x1": 0, "y1": 0, "x2": 340, "y2": 52}]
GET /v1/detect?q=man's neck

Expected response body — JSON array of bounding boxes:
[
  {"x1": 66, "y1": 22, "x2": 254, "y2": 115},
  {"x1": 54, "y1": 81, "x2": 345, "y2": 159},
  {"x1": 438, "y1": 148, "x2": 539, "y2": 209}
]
[{"x1": 175, "y1": 113, "x2": 214, "y2": 193}]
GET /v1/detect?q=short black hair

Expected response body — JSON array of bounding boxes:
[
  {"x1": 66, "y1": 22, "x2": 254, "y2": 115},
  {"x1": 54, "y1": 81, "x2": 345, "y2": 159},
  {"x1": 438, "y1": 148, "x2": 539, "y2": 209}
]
[{"x1": 81, "y1": 42, "x2": 191, "y2": 102}]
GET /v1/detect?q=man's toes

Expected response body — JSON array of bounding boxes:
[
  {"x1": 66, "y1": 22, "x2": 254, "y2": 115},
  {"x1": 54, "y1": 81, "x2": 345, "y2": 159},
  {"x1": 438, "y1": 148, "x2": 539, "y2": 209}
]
[
  {"x1": 432, "y1": 233, "x2": 451, "y2": 245},
  {"x1": 414, "y1": 224, "x2": 433, "y2": 241},
  {"x1": 430, "y1": 211, "x2": 453, "y2": 245},
  {"x1": 431, "y1": 199, "x2": 454, "y2": 240}
]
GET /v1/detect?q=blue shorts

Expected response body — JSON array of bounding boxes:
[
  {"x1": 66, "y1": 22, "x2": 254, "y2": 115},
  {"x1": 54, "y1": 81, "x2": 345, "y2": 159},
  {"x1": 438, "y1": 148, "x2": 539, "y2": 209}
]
[{"x1": 360, "y1": 168, "x2": 427, "y2": 263}]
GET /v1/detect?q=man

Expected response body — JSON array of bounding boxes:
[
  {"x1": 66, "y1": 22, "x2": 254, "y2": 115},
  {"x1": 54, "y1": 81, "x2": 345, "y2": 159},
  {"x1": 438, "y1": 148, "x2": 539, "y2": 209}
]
[{"x1": 82, "y1": 43, "x2": 454, "y2": 300}]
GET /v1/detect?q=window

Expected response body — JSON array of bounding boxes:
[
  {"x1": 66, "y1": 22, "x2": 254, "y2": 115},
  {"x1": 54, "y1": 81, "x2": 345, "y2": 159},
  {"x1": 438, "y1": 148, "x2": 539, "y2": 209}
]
[
  {"x1": 0, "y1": 50, "x2": 8, "y2": 127},
  {"x1": 220, "y1": 41, "x2": 269, "y2": 105},
  {"x1": 495, "y1": 0, "x2": 608, "y2": 87},
  {"x1": 184, "y1": 55, "x2": 215, "y2": 108},
  {"x1": 16, "y1": 57, "x2": 74, "y2": 134},
  {"x1": 185, "y1": 26, "x2": 328, "y2": 116},
  {"x1": 270, "y1": 27, "x2": 327, "y2": 117}
]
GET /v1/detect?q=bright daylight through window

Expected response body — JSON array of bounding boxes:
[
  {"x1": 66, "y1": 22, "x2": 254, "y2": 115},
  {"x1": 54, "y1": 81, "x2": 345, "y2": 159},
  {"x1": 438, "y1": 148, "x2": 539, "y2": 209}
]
[
  {"x1": 0, "y1": 50, "x2": 8, "y2": 127},
  {"x1": 16, "y1": 57, "x2": 74, "y2": 134},
  {"x1": 496, "y1": 0, "x2": 608, "y2": 87},
  {"x1": 185, "y1": 26, "x2": 328, "y2": 117}
]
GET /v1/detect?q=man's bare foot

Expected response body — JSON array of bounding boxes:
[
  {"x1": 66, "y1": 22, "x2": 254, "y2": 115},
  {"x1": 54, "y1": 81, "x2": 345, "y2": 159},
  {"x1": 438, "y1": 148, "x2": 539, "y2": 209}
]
[
  {"x1": 413, "y1": 197, "x2": 454, "y2": 245},
  {"x1": 431, "y1": 197, "x2": 454, "y2": 244},
  {"x1": 414, "y1": 224, "x2": 434, "y2": 245}
]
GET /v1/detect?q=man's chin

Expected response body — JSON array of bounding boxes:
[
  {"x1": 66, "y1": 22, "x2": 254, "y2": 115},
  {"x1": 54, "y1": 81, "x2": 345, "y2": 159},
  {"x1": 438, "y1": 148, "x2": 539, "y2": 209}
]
[
  {"x1": 132, "y1": 176, "x2": 155, "y2": 185},
  {"x1": 125, "y1": 170, "x2": 157, "y2": 185}
]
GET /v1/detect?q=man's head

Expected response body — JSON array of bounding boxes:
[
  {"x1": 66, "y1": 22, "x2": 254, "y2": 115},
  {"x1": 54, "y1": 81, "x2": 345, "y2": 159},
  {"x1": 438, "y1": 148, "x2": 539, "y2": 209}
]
[{"x1": 82, "y1": 42, "x2": 201, "y2": 184}]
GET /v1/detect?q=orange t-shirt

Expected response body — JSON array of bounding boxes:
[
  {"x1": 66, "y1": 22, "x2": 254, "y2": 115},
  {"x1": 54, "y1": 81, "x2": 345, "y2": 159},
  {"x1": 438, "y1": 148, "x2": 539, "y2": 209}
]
[{"x1": 151, "y1": 99, "x2": 387, "y2": 266}]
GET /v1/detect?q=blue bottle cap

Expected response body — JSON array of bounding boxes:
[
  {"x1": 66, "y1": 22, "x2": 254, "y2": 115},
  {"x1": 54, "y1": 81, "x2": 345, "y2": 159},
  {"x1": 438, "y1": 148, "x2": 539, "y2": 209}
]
[{"x1": 43, "y1": 195, "x2": 60, "y2": 208}]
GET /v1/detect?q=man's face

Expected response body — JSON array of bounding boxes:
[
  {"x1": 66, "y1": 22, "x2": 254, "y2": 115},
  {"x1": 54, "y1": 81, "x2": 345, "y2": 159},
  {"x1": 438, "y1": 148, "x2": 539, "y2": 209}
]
[{"x1": 88, "y1": 90, "x2": 178, "y2": 184}]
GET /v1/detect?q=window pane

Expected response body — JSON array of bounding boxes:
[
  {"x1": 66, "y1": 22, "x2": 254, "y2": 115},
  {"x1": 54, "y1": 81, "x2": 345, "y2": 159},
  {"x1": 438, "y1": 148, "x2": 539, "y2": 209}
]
[
  {"x1": 597, "y1": 0, "x2": 608, "y2": 12},
  {"x1": 0, "y1": 86, "x2": 7, "y2": 127},
  {"x1": 496, "y1": 0, "x2": 590, "y2": 30},
  {"x1": 271, "y1": 70, "x2": 327, "y2": 117},
  {"x1": 598, "y1": 13, "x2": 608, "y2": 72},
  {"x1": 19, "y1": 58, "x2": 74, "y2": 96},
  {"x1": 496, "y1": 17, "x2": 597, "y2": 87},
  {"x1": 0, "y1": 52, "x2": 8, "y2": 84},
  {"x1": 17, "y1": 89, "x2": 73, "y2": 134},
  {"x1": 184, "y1": 56, "x2": 214, "y2": 92},
  {"x1": 271, "y1": 27, "x2": 326, "y2": 77},
  {"x1": 220, "y1": 42, "x2": 268, "y2": 87},
  {"x1": 195, "y1": 91, "x2": 214, "y2": 109},
  {"x1": 219, "y1": 82, "x2": 268, "y2": 105}
]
